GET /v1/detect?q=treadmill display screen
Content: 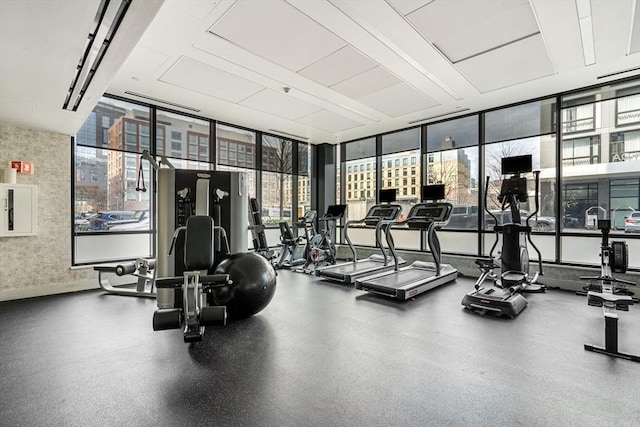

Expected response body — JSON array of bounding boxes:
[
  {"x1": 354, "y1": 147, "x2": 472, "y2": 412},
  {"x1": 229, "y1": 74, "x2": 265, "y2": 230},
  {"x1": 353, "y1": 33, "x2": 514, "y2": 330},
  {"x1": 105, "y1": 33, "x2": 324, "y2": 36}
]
[{"x1": 363, "y1": 205, "x2": 401, "y2": 225}]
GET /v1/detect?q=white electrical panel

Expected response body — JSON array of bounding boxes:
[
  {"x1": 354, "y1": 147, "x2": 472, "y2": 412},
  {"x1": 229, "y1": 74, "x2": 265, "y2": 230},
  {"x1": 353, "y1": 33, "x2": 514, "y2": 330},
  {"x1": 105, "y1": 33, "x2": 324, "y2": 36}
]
[{"x1": 0, "y1": 184, "x2": 37, "y2": 237}]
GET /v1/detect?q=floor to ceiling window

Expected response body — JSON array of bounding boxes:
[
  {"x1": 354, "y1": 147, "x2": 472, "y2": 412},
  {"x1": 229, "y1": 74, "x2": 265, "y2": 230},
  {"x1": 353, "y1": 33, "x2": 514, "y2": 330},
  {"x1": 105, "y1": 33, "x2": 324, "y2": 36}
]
[
  {"x1": 261, "y1": 135, "x2": 293, "y2": 225},
  {"x1": 73, "y1": 97, "x2": 152, "y2": 263}
]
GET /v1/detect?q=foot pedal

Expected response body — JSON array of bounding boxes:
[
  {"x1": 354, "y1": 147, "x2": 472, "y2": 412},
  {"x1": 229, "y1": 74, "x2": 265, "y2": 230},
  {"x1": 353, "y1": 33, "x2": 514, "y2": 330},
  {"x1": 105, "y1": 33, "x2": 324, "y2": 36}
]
[
  {"x1": 153, "y1": 309, "x2": 182, "y2": 331},
  {"x1": 183, "y1": 325, "x2": 203, "y2": 343},
  {"x1": 200, "y1": 306, "x2": 227, "y2": 326}
]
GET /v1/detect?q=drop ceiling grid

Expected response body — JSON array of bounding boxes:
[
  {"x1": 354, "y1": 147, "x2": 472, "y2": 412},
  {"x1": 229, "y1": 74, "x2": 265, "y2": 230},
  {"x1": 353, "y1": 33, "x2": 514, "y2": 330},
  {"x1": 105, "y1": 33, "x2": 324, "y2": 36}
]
[
  {"x1": 455, "y1": 33, "x2": 555, "y2": 93},
  {"x1": 158, "y1": 56, "x2": 264, "y2": 103},
  {"x1": 208, "y1": 0, "x2": 345, "y2": 72}
]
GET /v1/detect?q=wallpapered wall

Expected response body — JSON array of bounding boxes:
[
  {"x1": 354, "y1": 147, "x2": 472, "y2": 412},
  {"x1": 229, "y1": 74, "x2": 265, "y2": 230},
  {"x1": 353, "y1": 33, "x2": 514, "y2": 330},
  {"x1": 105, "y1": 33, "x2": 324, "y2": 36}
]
[{"x1": 0, "y1": 125, "x2": 95, "y2": 300}]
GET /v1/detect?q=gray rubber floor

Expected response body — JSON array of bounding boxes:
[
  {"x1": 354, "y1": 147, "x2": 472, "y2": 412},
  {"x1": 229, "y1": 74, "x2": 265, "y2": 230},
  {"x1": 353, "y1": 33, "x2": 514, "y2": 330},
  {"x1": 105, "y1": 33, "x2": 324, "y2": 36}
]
[{"x1": 1, "y1": 270, "x2": 639, "y2": 427}]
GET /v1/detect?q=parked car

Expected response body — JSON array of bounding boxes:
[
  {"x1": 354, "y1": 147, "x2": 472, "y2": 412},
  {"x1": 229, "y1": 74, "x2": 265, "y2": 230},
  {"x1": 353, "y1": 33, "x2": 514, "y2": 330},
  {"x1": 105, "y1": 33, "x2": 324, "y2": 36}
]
[
  {"x1": 486, "y1": 209, "x2": 556, "y2": 231},
  {"x1": 624, "y1": 211, "x2": 640, "y2": 233},
  {"x1": 445, "y1": 205, "x2": 479, "y2": 229},
  {"x1": 106, "y1": 210, "x2": 149, "y2": 230},
  {"x1": 89, "y1": 211, "x2": 136, "y2": 230},
  {"x1": 74, "y1": 213, "x2": 90, "y2": 231}
]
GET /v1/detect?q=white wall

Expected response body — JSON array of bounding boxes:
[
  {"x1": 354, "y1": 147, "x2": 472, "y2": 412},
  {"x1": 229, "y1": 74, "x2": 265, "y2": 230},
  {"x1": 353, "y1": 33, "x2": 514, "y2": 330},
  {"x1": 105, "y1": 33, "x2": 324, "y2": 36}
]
[{"x1": 0, "y1": 126, "x2": 96, "y2": 301}]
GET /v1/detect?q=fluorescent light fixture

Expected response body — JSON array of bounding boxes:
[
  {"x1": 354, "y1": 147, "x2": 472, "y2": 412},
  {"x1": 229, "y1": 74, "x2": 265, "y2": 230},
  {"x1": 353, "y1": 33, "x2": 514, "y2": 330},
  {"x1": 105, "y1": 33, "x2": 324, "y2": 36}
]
[
  {"x1": 576, "y1": 0, "x2": 596, "y2": 66},
  {"x1": 407, "y1": 108, "x2": 470, "y2": 125},
  {"x1": 63, "y1": 0, "x2": 131, "y2": 111},
  {"x1": 267, "y1": 129, "x2": 309, "y2": 140},
  {"x1": 123, "y1": 91, "x2": 202, "y2": 112}
]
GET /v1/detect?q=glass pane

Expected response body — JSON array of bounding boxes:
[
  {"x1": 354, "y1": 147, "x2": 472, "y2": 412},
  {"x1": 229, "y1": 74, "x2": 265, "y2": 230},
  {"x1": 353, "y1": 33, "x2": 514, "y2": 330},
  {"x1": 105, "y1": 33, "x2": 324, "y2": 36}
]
[
  {"x1": 156, "y1": 111, "x2": 210, "y2": 161},
  {"x1": 483, "y1": 135, "x2": 557, "y2": 235},
  {"x1": 217, "y1": 164, "x2": 257, "y2": 198},
  {"x1": 381, "y1": 149, "x2": 421, "y2": 217},
  {"x1": 424, "y1": 147, "x2": 479, "y2": 229},
  {"x1": 485, "y1": 98, "x2": 556, "y2": 143},
  {"x1": 217, "y1": 124, "x2": 256, "y2": 169},
  {"x1": 344, "y1": 137, "x2": 376, "y2": 161},
  {"x1": 298, "y1": 175, "x2": 311, "y2": 220},
  {"x1": 74, "y1": 148, "x2": 151, "y2": 232},
  {"x1": 261, "y1": 171, "x2": 293, "y2": 225},
  {"x1": 381, "y1": 128, "x2": 420, "y2": 155},
  {"x1": 344, "y1": 157, "x2": 376, "y2": 221},
  {"x1": 560, "y1": 93, "x2": 640, "y2": 233},
  {"x1": 298, "y1": 142, "x2": 310, "y2": 176},
  {"x1": 76, "y1": 97, "x2": 150, "y2": 151},
  {"x1": 262, "y1": 135, "x2": 293, "y2": 173},
  {"x1": 427, "y1": 115, "x2": 479, "y2": 151}
]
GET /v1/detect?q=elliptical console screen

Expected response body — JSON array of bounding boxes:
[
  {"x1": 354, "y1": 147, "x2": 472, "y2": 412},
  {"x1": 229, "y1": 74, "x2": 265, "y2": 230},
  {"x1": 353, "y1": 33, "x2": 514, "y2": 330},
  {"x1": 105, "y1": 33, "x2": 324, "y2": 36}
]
[
  {"x1": 379, "y1": 189, "x2": 397, "y2": 203},
  {"x1": 325, "y1": 204, "x2": 347, "y2": 218},
  {"x1": 502, "y1": 155, "x2": 532, "y2": 175},
  {"x1": 422, "y1": 184, "x2": 445, "y2": 201}
]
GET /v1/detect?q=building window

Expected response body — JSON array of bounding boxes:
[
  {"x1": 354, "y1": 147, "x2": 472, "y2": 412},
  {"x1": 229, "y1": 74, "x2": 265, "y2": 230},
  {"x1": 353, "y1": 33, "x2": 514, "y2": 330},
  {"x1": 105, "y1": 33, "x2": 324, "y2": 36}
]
[
  {"x1": 562, "y1": 104, "x2": 595, "y2": 134},
  {"x1": 616, "y1": 93, "x2": 640, "y2": 126},
  {"x1": 562, "y1": 136, "x2": 600, "y2": 166},
  {"x1": 610, "y1": 130, "x2": 640, "y2": 163}
]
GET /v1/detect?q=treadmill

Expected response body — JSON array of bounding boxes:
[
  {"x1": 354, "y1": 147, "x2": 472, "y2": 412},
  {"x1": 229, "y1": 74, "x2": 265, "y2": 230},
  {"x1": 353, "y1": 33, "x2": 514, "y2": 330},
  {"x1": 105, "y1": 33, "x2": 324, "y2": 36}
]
[
  {"x1": 316, "y1": 189, "x2": 406, "y2": 284},
  {"x1": 355, "y1": 185, "x2": 458, "y2": 300}
]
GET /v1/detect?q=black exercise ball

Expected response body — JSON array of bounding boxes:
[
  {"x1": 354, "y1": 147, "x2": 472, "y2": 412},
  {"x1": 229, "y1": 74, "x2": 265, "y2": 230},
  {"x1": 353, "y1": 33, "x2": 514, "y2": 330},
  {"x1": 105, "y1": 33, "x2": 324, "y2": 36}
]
[{"x1": 212, "y1": 252, "x2": 277, "y2": 320}]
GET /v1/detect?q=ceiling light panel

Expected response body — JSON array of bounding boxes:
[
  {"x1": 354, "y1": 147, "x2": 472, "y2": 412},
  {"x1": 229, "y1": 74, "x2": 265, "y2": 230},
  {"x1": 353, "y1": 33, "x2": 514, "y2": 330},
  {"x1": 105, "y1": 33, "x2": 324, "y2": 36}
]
[
  {"x1": 455, "y1": 33, "x2": 554, "y2": 93},
  {"x1": 159, "y1": 56, "x2": 264, "y2": 103},
  {"x1": 407, "y1": 0, "x2": 537, "y2": 63},
  {"x1": 240, "y1": 88, "x2": 323, "y2": 120},
  {"x1": 209, "y1": 0, "x2": 345, "y2": 72},
  {"x1": 295, "y1": 109, "x2": 364, "y2": 132},
  {"x1": 356, "y1": 82, "x2": 439, "y2": 117},
  {"x1": 298, "y1": 45, "x2": 377, "y2": 87},
  {"x1": 330, "y1": 66, "x2": 400, "y2": 99}
]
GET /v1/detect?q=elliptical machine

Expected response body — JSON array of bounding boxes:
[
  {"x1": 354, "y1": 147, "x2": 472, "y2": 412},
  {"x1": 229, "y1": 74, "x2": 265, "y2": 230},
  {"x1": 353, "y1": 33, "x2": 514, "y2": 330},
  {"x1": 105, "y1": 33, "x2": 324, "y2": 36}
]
[
  {"x1": 581, "y1": 219, "x2": 638, "y2": 362},
  {"x1": 461, "y1": 155, "x2": 545, "y2": 318}
]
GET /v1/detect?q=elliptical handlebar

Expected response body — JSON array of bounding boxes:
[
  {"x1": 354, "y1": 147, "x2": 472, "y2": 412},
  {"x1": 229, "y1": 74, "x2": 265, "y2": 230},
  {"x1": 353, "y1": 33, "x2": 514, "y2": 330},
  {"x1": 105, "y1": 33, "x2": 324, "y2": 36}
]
[
  {"x1": 526, "y1": 170, "x2": 544, "y2": 275},
  {"x1": 485, "y1": 175, "x2": 500, "y2": 260}
]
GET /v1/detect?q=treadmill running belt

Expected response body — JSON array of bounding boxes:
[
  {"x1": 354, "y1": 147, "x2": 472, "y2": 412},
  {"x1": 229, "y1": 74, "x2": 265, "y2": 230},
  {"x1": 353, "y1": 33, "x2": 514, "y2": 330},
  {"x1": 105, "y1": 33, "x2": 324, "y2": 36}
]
[{"x1": 361, "y1": 268, "x2": 436, "y2": 289}]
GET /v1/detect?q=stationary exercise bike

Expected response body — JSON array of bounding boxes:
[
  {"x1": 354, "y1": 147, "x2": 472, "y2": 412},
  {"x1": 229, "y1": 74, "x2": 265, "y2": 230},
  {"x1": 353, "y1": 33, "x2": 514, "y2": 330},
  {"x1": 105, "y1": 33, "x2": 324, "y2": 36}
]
[
  {"x1": 461, "y1": 155, "x2": 545, "y2": 318},
  {"x1": 581, "y1": 219, "x2": 638, "y2": 362},
  {"x1": 275, "y1": 210, "x2": 317, "y2": 269},
  {"x1": 301, "y1": 204, "x2": 347, "y2": 273}
]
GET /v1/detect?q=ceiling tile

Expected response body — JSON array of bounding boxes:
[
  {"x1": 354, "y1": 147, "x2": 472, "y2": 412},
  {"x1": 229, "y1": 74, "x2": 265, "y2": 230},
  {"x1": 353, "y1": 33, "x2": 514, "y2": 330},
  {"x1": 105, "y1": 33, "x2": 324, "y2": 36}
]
[
  {"x1": 455, "y1": 33, "x2": 554, "y2": 93},
  {"x1": 630, "y1": 1, "x2": 640, "y2": 54},
  {"x1": 209, "y1": 0, "x2": 345, "y2": 71},
  {"x1": 387, "y1": 0, "x2": 434, "y2": 16},
  {"x1": 406, "y1": 0, "x2": 528, "y2": 44},
  {"x1": 356, "y1": 82, "x2": 439, "y2": 117},
  {"x1": 295, "y1": 110, "x2": 364, "y2": 132},
  {"x1": 592, "y1": 0, "x2": 635, "y2": 61},
  {"x1": 159, "y1": 56, "x2": 264, "y2": 102},
  {"x1": 170, "y1": 0, "x2": 221, "y2": 20},
  {"x1": 298, "y1": 45, "x2": 377, "y2": 87},
  {"x1": 434, "y1": 3, "x2": 539, "y2": 62},
  {"x1": 240, "y1": 88, "x2": 322, "y2": 120},
  {"x1": 330, "y1": 66, "x2": 400, "y2": 99}
]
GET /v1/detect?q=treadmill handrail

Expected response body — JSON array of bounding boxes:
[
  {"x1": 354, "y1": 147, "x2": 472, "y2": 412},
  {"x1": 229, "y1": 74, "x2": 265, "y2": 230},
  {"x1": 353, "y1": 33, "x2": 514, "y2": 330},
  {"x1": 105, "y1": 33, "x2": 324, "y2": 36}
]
[{"x1": 343, "y1": 204, "x2": 403, "y2": 265}]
